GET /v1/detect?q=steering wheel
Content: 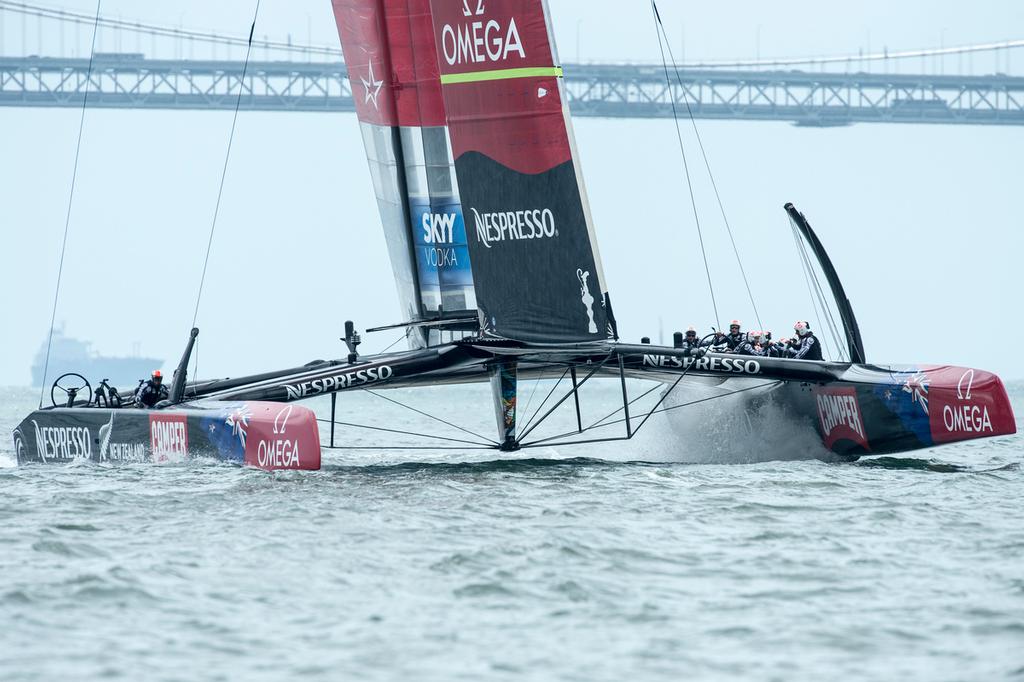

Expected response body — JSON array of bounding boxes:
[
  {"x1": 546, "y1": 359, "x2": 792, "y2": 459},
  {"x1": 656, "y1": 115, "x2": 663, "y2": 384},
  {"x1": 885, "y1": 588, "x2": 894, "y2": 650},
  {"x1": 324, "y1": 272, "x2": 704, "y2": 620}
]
[{"x1": 51, "y1": 373, "x2": 93, "y2": 408}]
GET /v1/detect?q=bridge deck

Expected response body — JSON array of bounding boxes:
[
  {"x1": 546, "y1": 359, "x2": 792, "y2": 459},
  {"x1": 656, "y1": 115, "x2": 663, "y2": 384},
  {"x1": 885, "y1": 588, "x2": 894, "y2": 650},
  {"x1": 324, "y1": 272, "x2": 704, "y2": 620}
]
[{"x1": 2, "y1": 56, "x2": 1023, "y2": 125}]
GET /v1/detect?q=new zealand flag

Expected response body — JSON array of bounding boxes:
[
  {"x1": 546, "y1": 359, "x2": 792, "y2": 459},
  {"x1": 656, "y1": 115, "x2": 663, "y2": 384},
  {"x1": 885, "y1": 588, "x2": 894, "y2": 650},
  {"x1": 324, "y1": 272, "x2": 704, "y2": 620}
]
[
  {"x1": 873, "y1": 368, "x2": 933, "y2": 447},
  {"x1": 200, "y1": 403, "x2": 251, "y2": 462}
]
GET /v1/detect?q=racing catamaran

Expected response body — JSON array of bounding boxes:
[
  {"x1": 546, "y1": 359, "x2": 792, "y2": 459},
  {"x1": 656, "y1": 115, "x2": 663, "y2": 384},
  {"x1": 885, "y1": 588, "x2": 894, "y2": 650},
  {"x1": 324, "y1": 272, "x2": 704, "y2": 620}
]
[{"x1": 13, "y1": 0, "x2": 1016, "y2": 469}]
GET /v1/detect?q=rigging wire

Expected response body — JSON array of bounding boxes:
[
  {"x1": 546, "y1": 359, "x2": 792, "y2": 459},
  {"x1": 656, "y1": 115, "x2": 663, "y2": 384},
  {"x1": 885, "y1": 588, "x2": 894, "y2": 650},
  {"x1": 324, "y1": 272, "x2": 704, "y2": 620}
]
[
  {"x1": 789, "y1": 222, "x2": 836, "y2": 359},
  {"x1": 360, "y1": 387, "x2": 498, "y2": 445},
  {"x1": 377, "y1": 334, "x2": 406, "y2": 355},
  {"x1": 649, "y1": 0, "x2": 719, "y2": 329},
  {"x1": 793, "y1": 224, "x2": 848, "y2": 359},
  {"x1": 521, "y1": 379, "x2": 783, "y2": 449},
  {"x1": 315, "y1": 418, "x2": 494, "y2": 449},
  {"x1": 789, "y1": 220, "x2": 846, "y2": 360},
  {"x1": 519, "y1": 367, "x2": 571, "y2": 437},
  {"x1": 651, "y1": 0, "x2": 764, "y2": 333},
  {"x1": 38, "y1": 0, "x2": 102, "y2": 409},
  {"x1": 191, "y1": 0, "x2": 261, "y2": 331},
  {"x1": 517, "y1": 365, "x2": 550, "y2": 431}
]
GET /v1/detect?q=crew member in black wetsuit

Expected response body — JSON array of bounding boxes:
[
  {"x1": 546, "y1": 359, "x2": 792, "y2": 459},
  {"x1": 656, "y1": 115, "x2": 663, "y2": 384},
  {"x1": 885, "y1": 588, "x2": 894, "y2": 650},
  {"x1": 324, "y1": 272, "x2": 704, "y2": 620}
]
[
  {"x1": 786, "y1": 321, "x2": 823, "y2": 361},
  {"x1": 735, "y1": 331, "x2": 768, "y2": 356},
  {"x1": 136, "y1": 370, "x2": 169, "y2": 409},
  {"x1": 681, "y1": 327, "x2": 702, "y2": 353},
  {"x1": 725, "y1": 320, "x2": 745, "y2": 352}
]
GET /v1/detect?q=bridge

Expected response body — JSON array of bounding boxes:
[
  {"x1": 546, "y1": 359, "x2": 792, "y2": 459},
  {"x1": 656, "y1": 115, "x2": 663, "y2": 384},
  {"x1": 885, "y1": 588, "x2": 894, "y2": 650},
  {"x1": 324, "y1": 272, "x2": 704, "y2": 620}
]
[
  {"x1": 2, "y1": 55, "x2": 1023, "y2": 126},
  {"x1": 1, "y1": 1, "x2": 1023, "y2": 125}
]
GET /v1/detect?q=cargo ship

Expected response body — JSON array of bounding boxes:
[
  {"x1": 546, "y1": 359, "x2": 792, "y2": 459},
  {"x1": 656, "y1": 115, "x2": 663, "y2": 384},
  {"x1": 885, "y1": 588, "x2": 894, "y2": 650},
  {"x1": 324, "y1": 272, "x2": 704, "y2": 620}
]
[{"x1": 30, "y1": 327, "x2": 163, "y2": 387}]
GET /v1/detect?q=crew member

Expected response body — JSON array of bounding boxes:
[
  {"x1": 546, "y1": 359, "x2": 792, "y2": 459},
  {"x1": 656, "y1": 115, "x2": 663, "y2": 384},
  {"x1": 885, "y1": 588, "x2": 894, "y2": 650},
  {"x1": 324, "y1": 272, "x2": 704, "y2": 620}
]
[
  {"x1": 773, "y1": 335, "x2": 799, "y2": 357},
  {"x1": 725, "y1": 320, "x2": 745, "y2": 351},
  {"x1": 786, "y1": 321, "x2": 823, "y2": 361},
  {"x1": 681, "y1": 327, "x2": 703, "y2": 353},
  {"x1": 136, "y1": 370, "x2": 169, "y2": 409},
  {"x1": 735, "y1": 331, "x2": 768, "y2": 356}
]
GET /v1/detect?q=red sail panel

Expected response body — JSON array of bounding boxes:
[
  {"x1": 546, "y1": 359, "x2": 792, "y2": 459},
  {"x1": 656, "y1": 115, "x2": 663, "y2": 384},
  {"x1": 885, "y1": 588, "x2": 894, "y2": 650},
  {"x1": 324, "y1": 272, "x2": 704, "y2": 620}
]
[
  {"x1": 426, "y1": 0, "x2": 613, "y2": 343},
  {"x1": 430, "y1": 1, "x2": 569, "y2": 174},
  {"x1": 331, "y1": 0, "x2": 446, "y2": 127}
]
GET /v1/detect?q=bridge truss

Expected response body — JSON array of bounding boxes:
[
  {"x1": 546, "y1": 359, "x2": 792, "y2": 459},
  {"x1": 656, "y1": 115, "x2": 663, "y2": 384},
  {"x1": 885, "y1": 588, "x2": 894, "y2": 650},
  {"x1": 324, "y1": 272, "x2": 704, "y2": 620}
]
[{"x1": 1, "y1": 55, "x2": 1023, "y2": 125}]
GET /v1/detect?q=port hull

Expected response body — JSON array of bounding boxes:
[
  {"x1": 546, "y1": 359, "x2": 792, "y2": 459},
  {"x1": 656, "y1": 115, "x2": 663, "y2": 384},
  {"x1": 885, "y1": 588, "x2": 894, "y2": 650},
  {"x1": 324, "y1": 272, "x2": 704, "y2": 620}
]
[{"x1": 13, "y1": 401, "x2": 321, "y2": 471}]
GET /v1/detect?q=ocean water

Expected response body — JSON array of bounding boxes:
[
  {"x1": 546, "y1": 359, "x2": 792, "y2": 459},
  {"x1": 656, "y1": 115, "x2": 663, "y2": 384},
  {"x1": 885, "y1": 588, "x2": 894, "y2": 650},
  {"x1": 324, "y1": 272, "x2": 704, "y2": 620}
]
[{"x1": 1, "y1": 382, "x2": 1022, "y2": 681}]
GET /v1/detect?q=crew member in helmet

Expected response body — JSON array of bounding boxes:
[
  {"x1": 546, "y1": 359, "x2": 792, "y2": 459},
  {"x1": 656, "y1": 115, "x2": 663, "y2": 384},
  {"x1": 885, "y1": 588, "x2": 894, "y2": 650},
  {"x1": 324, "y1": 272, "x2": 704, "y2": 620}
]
[
  {"x1": 786, "y1": 321, "x2": 823, "y2": 361},
  {"x1": 725, "y1": 320, "x2": 745, "y2": 352},
  {"x1": 681, "y1": 327, "x2": 703, "y2": 353},
  {"x1": 136, "y1": 370, "x2": 169, "y2": 409},
  {"x1": 735, "y1": 331, "x2": 768, "y2": 356}
]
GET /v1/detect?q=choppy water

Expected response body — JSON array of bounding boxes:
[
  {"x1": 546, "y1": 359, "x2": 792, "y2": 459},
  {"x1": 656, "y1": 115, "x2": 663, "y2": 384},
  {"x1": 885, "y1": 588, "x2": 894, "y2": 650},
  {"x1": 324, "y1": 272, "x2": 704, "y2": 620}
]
[{"x1": 1, "y1": 383, "x2": 1022, "y2": 681}]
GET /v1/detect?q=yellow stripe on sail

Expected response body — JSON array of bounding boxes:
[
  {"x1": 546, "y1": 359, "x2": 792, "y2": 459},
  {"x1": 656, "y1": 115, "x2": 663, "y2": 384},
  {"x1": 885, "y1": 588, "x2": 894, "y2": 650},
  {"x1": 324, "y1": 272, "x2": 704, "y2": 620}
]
[{"x1": 440, "y1": 66, "x2": 563, "y2": 85}]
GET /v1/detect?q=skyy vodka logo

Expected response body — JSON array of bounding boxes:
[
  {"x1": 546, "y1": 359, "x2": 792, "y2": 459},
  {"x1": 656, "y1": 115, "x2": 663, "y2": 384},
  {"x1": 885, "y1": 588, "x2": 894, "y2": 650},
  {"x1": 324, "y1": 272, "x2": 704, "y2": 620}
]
[
  {"x1": 440, "y1": 1, "x2": 526, "y2": 67},
  {"x1": 472, "y1": 208, "x2": 557, "y2": 249}
]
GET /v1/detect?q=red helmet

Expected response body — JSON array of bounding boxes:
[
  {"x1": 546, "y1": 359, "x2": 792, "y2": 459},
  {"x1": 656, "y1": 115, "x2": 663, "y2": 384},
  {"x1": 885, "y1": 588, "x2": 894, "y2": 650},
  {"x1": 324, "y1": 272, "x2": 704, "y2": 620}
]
[{"x1": 152, "y1": 370, "x2": 163, "y2": 379}]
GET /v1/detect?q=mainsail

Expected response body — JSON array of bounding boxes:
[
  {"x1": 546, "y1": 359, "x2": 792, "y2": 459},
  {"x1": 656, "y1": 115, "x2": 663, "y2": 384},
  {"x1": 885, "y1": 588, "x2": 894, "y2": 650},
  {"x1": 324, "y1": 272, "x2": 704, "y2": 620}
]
[
  {"x1": 425, "y1": 0, "x2": 615, "y2": 343},
  {"x1": 331, "y1": 0, "x2": 476, "y2": 346}
]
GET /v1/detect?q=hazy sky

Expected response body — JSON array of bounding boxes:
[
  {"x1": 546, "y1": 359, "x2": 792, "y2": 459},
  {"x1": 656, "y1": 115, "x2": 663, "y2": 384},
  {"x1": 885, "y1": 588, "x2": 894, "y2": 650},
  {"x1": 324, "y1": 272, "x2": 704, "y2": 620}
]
[{"x1": 1, "y1": 0, "x2": 1023, "y2": 386}]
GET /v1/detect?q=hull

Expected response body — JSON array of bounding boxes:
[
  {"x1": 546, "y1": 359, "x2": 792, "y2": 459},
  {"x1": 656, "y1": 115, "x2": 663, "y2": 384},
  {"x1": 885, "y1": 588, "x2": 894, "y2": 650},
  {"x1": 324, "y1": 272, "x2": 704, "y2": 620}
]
[
  {"x1": 13, "y1": 341, "x2": 1014, "y2": 466},
  {"x1": 12, "y1": 401, "x2": 322, "y2": 471},
  {"x1": 624, "y1": 348, "x2": 1017, "y2": 459}
]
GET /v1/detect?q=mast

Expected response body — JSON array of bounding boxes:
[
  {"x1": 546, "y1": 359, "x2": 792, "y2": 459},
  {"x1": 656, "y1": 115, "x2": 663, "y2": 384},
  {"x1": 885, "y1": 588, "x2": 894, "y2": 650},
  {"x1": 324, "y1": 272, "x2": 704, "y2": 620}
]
[{"x1": 785, "y1": 203, "x2": 866, "y2": 363}]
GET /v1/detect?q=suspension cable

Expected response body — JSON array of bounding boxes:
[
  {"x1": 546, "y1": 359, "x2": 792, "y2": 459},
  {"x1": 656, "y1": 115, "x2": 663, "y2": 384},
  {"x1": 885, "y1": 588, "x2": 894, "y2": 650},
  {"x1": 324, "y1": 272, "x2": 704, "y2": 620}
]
[
  {"x1": 37, "y1": 0, "x2": 101, "y2": 408},
  {"x1": 653, "y1": 7, "x2": 764, "y2": 332},
  {"x1": 191, "y1": 0, "x2": 260, "y2": 330},
  {"x1": 650, "y1": 0, "x2": 719, "y2": 329}
]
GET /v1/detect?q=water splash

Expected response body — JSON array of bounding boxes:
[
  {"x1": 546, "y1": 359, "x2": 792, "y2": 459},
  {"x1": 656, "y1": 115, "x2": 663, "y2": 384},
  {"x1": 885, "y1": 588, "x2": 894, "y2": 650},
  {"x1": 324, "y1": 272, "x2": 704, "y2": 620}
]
[{"x1": 649, "y1": 380, "x2": 828, "y2": 464}]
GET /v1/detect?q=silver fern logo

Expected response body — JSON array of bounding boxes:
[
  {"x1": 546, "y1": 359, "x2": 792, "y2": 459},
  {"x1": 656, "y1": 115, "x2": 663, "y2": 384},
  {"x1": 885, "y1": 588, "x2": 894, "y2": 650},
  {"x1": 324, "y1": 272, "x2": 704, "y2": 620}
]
[
  {"x1": 577, "y1": 269, "x2": 597, "y2": 334},
  {"x1": 98, "y1": 412, "x2": 115, "y2": 461}
]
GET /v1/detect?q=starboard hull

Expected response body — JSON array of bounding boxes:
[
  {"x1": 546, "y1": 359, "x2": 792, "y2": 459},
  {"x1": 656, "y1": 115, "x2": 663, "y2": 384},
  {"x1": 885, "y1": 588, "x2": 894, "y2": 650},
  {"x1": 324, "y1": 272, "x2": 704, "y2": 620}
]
[{"x1": 625, "y1": 348, "x2": 1018, "y2": 459}]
